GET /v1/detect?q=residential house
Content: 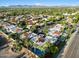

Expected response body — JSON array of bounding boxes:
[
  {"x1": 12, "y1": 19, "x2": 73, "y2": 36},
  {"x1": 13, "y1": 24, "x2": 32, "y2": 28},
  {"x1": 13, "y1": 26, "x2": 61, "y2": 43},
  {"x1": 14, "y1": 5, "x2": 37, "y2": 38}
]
[
  {"x1": 20, "y1": 32, "x2": 29, "y2": 39},
  {"x1": 47, "y1": 24, "x2": 64, "y2": 44},
  {"x1": 15, "y1": 27, "x2": 23, "y2": 33}
]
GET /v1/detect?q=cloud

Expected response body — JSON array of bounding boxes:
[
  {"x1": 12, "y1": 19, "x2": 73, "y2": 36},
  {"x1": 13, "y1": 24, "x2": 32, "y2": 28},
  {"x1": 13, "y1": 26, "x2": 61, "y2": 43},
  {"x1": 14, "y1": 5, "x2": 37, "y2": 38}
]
[{"x1": 34, "y1": 3, "x2": 42, "y2": 5}]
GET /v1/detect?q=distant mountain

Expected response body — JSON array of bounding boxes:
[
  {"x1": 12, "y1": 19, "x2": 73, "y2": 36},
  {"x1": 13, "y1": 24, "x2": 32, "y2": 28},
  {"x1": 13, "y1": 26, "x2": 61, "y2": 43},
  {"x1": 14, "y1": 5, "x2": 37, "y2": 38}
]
[
  {"x1": 0, "y1": 5, "x2": 79, "y2": 8},
  {"x1": 3, "y1": 5, "x2": 51, "y2": 8}
]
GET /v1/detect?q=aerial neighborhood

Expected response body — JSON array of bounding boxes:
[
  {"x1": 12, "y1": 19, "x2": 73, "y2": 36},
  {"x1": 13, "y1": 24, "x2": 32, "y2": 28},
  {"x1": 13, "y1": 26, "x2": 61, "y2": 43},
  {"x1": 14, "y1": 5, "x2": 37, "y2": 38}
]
[{"x1": 0, "y1": 7, "x2": 79, "y2": 58}]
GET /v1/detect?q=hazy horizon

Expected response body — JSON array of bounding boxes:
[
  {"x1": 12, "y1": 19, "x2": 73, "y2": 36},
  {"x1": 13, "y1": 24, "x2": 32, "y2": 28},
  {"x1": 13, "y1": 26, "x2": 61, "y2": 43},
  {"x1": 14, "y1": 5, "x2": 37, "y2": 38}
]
[{"x1": 0, "y1": 0, "x2": 79, "y2": 6}]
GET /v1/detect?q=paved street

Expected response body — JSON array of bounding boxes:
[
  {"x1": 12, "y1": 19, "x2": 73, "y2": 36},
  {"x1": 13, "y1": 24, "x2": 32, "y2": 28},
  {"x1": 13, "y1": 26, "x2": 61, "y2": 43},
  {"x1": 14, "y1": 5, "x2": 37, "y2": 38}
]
[
  {"x1": 63, "y1": 32, "x2": 79, "y2": 58},
  {"x1": 0, "y1": 47, "x2": 23, "y2": 58},
  {"x1": 0, "y1": 31, "x2": 38, "y2": 58}
]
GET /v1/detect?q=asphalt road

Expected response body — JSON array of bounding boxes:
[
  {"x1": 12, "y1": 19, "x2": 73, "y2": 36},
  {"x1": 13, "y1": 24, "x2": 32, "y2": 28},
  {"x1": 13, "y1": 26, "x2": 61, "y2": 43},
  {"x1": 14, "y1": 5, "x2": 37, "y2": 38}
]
[{"x1": 63, "y1": 32, "x2": 79, "y2": 58}]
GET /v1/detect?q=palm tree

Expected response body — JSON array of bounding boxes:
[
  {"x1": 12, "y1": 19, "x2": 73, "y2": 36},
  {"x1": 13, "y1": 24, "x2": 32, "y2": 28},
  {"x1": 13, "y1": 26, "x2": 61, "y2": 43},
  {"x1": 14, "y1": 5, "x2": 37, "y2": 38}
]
[{"x1": 11, "y1": 41, "x2": 22, "y2": 52}]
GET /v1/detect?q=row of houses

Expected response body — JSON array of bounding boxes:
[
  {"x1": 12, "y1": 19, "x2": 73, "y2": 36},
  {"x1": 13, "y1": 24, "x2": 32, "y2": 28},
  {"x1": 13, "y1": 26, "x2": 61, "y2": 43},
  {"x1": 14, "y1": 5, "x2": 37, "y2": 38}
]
[
  {"x1": 2, "y1": 22, "x2": 23, "y2": 33},
  {"x1": 4, "y1": 23, "x2": 61, "y2": 48},
  {"x1": 20, "y1": 24, "x2": 65, "y2": 47},
  {"x1": 0, "y1": 12, "x2": 76, "y2": 57}
]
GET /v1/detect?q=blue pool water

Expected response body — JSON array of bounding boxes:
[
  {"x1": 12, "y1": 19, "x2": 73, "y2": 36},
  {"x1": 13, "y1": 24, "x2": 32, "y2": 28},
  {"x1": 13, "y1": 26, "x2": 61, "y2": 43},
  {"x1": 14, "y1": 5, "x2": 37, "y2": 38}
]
[{"x1": 31, "y1": 47, "x2": 45, "y2": 56}]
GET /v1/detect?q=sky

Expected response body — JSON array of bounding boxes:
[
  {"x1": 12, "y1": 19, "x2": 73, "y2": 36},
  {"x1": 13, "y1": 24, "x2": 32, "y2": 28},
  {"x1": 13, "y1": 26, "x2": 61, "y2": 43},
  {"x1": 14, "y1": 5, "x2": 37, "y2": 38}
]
[{"x1": 0, "y1": 0, "x2": 79, "y2": 6}]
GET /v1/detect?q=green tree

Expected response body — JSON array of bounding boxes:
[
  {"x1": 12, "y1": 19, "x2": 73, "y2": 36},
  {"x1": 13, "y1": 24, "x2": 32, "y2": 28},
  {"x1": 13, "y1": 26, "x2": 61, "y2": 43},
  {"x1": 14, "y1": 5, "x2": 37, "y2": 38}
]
[{"x1": 50, "y1": 45, "x2": 59, "y2": 54}]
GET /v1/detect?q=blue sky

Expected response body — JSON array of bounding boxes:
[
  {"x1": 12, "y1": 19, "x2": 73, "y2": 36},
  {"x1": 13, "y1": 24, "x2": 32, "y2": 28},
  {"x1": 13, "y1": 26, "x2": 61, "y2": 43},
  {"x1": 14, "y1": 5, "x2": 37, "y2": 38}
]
[{"x1": 0, "y1": 0, "x2": 79, "y2": 6}]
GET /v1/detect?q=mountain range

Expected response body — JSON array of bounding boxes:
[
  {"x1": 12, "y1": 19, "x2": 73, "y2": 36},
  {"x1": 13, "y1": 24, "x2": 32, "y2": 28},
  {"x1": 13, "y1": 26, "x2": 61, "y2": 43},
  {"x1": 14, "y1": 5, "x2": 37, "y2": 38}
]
[{"x1": 0, "y1": 5, "x2": 79, "y2": 8}]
